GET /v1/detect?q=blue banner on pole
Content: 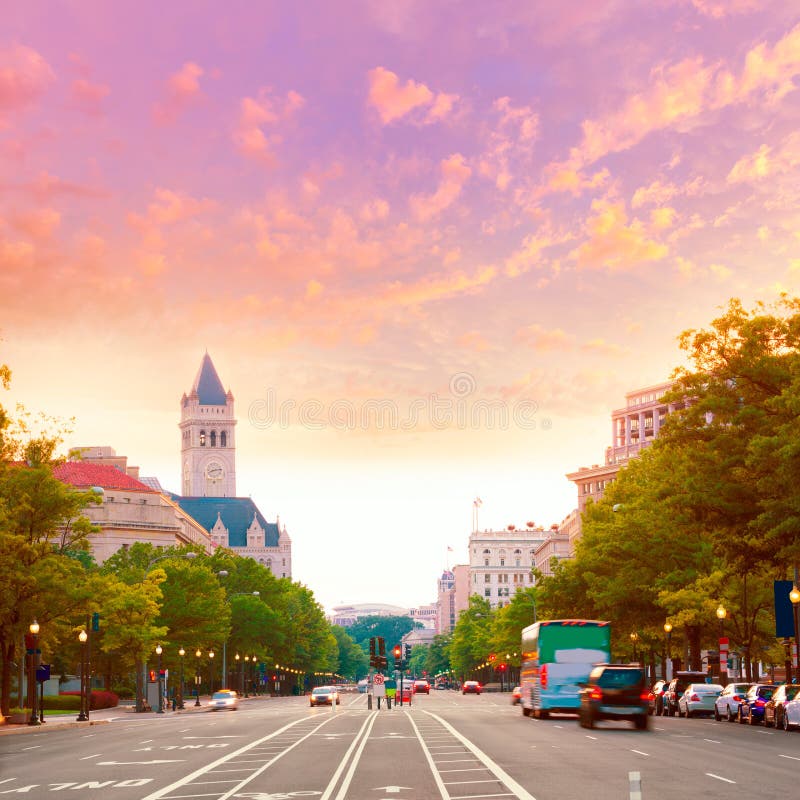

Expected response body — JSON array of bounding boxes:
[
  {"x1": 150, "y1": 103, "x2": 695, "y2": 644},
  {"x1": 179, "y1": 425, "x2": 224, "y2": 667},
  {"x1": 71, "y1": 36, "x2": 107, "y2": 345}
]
[{"x1": 774, "y1": 580, "x2": 795, "y2": 638}]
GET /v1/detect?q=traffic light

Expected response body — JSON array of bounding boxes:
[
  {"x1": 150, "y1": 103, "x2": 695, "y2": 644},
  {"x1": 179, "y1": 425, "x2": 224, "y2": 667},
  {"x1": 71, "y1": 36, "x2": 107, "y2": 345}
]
[
  {"x1": 369, "y1": 637, "x2": 376, "y2": 667},
  {"x1": 404, "y1": 643, "x2": 411, "y2": 661},
  {"x1": 378, "y1": 637, "x2": 386, "y2": 658},
  {"x1": 393, "y1": 645, "x2": 402, "y2": 660}
]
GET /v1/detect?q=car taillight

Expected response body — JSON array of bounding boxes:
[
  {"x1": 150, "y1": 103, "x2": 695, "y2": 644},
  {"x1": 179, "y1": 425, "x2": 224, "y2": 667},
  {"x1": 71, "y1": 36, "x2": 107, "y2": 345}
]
[
  {"x1": 541, "y1": 665, "x2": 547, "y2": 689},
  {"x1": 640, "y1": 691, "x2": 651, "y2": 702},
  {"x1": 690, "y1": 694, "x2": 699, "y2": 702},
  {"x1": 589, "y1": 687, "x2": 602, "y2": 701},
  {"x1": 755, "y1": 698, "x2": 765, "y2": 706},
  {"x1": 733, "y1": 695, "x2": 741, "y2": 702}
]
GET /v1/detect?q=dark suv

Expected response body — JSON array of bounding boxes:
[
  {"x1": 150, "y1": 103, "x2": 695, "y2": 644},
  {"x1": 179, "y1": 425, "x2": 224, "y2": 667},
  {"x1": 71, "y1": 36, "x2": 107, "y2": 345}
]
[
  {"x1": 664, "y1": 672, "x2": 708, "y2": 717},
  {"x1": 578, "y1": 664, "x2": 649, "y2": 730}
]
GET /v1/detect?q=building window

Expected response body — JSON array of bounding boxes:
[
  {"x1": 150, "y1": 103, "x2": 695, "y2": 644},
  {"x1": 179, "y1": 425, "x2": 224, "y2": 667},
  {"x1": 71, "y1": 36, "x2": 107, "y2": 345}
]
[
  {"x1": 515, "y1": 559, "x2": 521, "y2": 567},
  {"x1": 500, "y1": 558, "x2": 505, "y2": 567},
  {"x1": 485, "y1": 574, "x2": 490, "y2": 583},
  {"x1": 200, "y1": 430, "x2": 206, "y2": 447},
  {"x1": 484, "y1": 588, "x2": 491, "y2": 597},
  {"x1": 484, "y1": 558, "x2": 489, "y2": 566},
  {"x1": 221, "y1": 431, "x2": 227, "y2": 447},
  {"x1": 210, "y1": 430, "x2": 217, "y2": 447}
]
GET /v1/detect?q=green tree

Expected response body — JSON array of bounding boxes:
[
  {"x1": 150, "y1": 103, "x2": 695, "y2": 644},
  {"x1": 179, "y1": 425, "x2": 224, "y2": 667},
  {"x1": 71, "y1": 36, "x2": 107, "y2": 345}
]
[
  {"x1": 449, "y1": 597, "x2": 493, "y2": 680},
  {"x1": 331, "y1": 625, "x2": 369, "y2": 680}
]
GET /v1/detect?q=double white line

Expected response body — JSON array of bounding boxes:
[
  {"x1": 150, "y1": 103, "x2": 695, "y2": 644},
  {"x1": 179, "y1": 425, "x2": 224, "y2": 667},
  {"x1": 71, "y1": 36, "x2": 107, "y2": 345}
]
[{"x1": 320, "y1": 710, "x2": 379, "y2": 800}]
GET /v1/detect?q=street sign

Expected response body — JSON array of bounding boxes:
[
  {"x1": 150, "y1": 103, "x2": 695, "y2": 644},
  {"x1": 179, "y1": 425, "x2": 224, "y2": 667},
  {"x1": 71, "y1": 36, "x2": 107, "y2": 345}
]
[{"x1": 373, "y1": 673, "x2": 385, "y2": 685}]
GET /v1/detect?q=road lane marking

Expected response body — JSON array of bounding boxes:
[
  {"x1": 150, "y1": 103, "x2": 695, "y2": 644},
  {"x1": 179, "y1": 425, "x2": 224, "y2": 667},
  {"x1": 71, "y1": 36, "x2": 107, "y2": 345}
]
[
  {"x1": 438, "y1": 768, "x2": 492, "y2": 773},
  {"x1": 629, "y1": 771, "x2": 642, "y2": 800},
  {"x1": 21, "y1": 746, "x2": 42, "y2": 750},
  {"x1": 321, "y1": 711, "x2": 379, "y2": 800},
  {"x1": 80, "y1": 754, "x2": 102, "y2": 760},
  {"x1": 417, "y1": 711, "x2": 540, "y2": 800},
  {"x1": 779, "y1": 754, "x2": 800, "y2": 761},
  {"x1": 585, "y1": 736, "x2": 597, "y2": 740},
  {"x1": 630, "y1": 750, "x2": 649, "y2": 757},
  {"x1": 139, "y1": 716, "x2": 334, "y2": 800},
  {"x1": 703, "y1": 738, "x2": 721, "y2": 744},
  {"x1": 453, "y1": 794, "x2": 514, "y2": 798},
  {"x1": 706, "y1": 774, "x2": 735, "y2": 784}
]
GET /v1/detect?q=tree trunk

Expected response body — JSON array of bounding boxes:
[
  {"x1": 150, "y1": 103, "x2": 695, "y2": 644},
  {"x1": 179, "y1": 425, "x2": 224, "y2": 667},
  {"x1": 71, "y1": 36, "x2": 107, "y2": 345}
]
[
  {"x1": 0, "y1": 638, "x2": 12, "y2": 716},
  {"x1": 687, "y1": 625, "x2": 702, "y2": 671},
  {"x1": 135, "y1": 657, "x2": 145, "y2": 712}
]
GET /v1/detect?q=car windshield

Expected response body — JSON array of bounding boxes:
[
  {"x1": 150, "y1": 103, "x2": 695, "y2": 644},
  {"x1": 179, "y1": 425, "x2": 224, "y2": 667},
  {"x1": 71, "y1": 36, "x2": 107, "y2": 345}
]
[
  {"x1": 786, "y1": 686, "x2": 800, "y2": 701},
  {"x1": 212, "y1": 692, "x2": 233, "y2": 699},
  {"x1": 312, "y1": 687, "x2": 331, "y2": 695},
  {"x1": 757, "y1": 687, "x2": 774, "y2": 699},
  {"x1": 596, "y1": 669, "x2": 643, "y2": 688}
]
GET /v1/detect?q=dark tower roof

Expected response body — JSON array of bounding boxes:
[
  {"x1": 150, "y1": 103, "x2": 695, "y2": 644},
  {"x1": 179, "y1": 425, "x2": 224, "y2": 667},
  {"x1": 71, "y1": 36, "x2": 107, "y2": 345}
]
[{"x1": 192, "y1": 353, "x2": 228, "y2": 406}]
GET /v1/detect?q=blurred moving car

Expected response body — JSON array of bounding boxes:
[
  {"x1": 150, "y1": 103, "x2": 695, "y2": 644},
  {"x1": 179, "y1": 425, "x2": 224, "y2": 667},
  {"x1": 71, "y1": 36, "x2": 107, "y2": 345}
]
[
  {"x1": 677, "y1": 683, "x2": 723, "y2": 717},
  {"x1": 663, "y1": 671, "x2": 709, "y2": 717},
  {"x1": 578, "y1": 664, "x2": 649, "y2": 730},
  {"x1": 714, "y1": 682, "x2": 751, "y2": 722},
  {"x1": 357, "y1": 679, "x2": 368, "y2": 693},
  {"x1": 763, "y1": 684, "x2": 800, "y2": 729},
  {"x1": 783, "y1": 685, "x2": 800, "y2": 731},
  {"x1": 413, "y1": 680, "x2": 430, "y2": 694},
  {"x1": 511, "y1": 686, "x2": 522, "y2": 705},
  {"x1": 462, "y1": 680, "x2": 482, "y2": 695},
  {"x1": 738, "y1": 684, "x2": 777, "y2": 724},
  {"x1": 648, "y1": 680, "x2": 669, "y2": 716},
  {"x1": 396, "y1": 683, "x2": 413, "y2": 702},
  {"x1": 309, "y1": 686, "x2": 340, "y2": 706},
  {"x1": 208, "y1": 689, "x2": 239, "y2": 711}
]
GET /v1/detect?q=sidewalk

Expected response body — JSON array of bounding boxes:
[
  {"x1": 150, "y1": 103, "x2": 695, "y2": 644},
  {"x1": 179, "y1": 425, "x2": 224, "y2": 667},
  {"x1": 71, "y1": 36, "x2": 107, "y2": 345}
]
[{"x1": 0, "y1": 693, "x2": 271, "y2": 736}]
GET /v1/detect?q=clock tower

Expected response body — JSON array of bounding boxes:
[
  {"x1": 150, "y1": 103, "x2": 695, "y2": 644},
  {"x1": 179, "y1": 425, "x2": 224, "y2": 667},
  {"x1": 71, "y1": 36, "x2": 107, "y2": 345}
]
[{"x1": 180, "y1": 353, "x2": 237, "y2": 497}]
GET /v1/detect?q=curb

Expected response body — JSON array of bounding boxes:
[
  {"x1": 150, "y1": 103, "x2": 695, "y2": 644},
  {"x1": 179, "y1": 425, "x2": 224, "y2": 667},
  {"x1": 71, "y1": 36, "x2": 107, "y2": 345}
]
[{"x1": 0, "y1": 719, "x2": 111, "y2": 736}]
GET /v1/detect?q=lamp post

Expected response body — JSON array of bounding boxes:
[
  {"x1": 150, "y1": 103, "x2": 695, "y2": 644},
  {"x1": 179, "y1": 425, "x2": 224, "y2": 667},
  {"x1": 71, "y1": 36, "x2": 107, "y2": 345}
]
[
  {"x1": 155, "y1": 644, "x2": 164, "y2": 713},
  {"x1": 630, "y1": 632, "x2": 639, "y2": 665},
  {"x1": 664, "y1": 622, "x2": 672, "y2": 679},
  {"x1": 244, "y1": 655, "x2": 250, "y2": 697},
  {"x1": 251, "y1": 655, "x2": 257, "y2": 695},
  {"x1": 716, "y1": 605, "x2": 728, "y2": 685},
  {"x1": 195, "y1": 649, "x2": 202, "y2": 706},
  {"x1": 790, "y1": 578, "x2": 800, "y2": 684},
  {"x1": 223, "y1": 590, "x2": 260, "y2": 689},
  {"x1": 208, "y1": 649, "x2": 215, "y2": 694},
  {"x1": 178, "y1": 648, "x2": 185, "y2": 709},
  {"x1": 77, "y1": 629, "x2": 89, "y2": 721},
  {"x1": 235, "y1": 653, "x2": 241, "y2": 694},
  {"x1": 27, "y1": 621, "x2": 40, "y2": 726}
]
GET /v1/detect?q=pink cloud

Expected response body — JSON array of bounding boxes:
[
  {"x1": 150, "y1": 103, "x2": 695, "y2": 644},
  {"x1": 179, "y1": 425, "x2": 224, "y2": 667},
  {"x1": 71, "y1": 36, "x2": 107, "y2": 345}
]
[
  {"x1": 478, "y1": 97, "x2": 540, "y2": 191},
  {"x1": 504, "y1": 227, "x2": 572, "y2": 278},
  {"x1": 409, "y1": 153, "x2": 471, "y2": 220},
  {"x1": 233, "y1": 88, "x2": 305, "y2": 163},
  {"x1": 630, "y1": 176, "x2": 705, "y2": 207},
  {"x1": 688, "y1": 0, "x2": 760, "y2": 18},
  {"x1": 572, "y1": 198, "x2": 669, "y2": 271},
  {"x1": 515, "y1": 324, "x2": 573, "y2": 352},
  {"x1": 366, "y1": 66, "x2": 457, "y2": 125},
  {"x1": 154, "y1": 62, "x2": 204, "y2": 124},
  {"x1": 0, "y1": 44, "x2": 54, "y2": 117},
  {"x1": 68, "y1": 78, "x2": 110, "y2": 117},
  {"x1": 727, "y1": 133, "x2": 800, "y2": 183},
  {"x1": 10, "y1": 207, "x2": 61, "y2": 240},
  {"x1": 457, "y1": 331, "x2": 492, "y2": 352}
]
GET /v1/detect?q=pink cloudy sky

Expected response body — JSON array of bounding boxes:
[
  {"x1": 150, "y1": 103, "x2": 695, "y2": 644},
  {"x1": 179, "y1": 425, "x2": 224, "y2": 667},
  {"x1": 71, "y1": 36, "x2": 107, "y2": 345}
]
[{"x1": 3, "y1": 1, "x2": 800, "y2": 612}]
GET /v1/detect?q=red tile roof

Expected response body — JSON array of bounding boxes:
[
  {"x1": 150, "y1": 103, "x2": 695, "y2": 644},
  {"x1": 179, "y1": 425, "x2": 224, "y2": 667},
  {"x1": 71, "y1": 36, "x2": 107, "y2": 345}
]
[{"x1": 54, "y1": 462, "x2": 156, "y2": 492}]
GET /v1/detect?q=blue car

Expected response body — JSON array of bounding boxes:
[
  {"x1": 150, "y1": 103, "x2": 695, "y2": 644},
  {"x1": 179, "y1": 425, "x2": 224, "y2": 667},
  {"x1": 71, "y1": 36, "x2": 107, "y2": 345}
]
[{"x1": 738, "y1": 684, "x2": 777, "y2": 725}]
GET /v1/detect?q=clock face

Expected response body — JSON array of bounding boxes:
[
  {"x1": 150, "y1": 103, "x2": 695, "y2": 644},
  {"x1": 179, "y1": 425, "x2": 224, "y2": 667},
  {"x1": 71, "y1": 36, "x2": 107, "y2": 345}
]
[{"x1": 205, "y1": 461, "x2": 224, "y2": 480}]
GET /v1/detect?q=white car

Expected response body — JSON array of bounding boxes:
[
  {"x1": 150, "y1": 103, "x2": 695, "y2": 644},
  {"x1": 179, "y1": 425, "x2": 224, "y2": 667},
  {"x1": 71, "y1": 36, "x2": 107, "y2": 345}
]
[
  {"x1": 208, "y1": 689, "x2": 239, "y2": 711},
  {"x1": 678, "y1": 683, "x2": 723, "y2": 718},
  {"x1": 714, "y1": 682, "x2": 751, "y2": 722},
  {"x1": 783, "y1": 688, "x2": 800, "y2": 730}
]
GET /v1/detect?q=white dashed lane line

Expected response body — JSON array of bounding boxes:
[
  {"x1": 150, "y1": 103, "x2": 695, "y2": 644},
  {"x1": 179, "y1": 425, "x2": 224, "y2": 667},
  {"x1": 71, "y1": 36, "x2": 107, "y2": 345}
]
[{"x1": 706, "y1": 773, "x2": 736, "y2": 784}]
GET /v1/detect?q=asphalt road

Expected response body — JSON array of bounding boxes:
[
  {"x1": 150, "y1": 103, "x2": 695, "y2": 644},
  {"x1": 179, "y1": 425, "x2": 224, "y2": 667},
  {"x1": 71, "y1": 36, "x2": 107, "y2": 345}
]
[{"x1": 1, "y1": 690, "x2": 799, "y2": 799}]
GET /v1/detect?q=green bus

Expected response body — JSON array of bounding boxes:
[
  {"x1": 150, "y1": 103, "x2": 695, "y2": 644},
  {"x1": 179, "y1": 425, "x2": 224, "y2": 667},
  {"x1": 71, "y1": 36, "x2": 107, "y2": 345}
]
[{"x1": 520, "y1": 619, "x2": 611, "y2": 719}]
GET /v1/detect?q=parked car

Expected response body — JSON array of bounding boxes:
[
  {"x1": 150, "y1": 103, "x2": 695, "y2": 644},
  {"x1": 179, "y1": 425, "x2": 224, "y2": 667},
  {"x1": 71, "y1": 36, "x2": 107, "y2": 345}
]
[
  {"x1": 783, "y1": 685, "x2": 800, "y2": 731},
  {"x1": 677, "y1": 683, "x2": 723, "y2": 718},
  {"x1": 413, "y1": 680, "x2": 430, "y2": 694},
  {"x1": 714, "y1": 682, "x2": 751, "y2": 722},
  {"x1": 309, "y1": 686, "x2": 340, "y2": 706},
  {"x1": 648, "y1": 680, "x2": 669, "y2": 716},
  {"x1": 462, "y1": 680, "x2": 482, "y2": 695},
  {"x1": 738, "y1": 684, "x2": 777, "y2": 724},
  {"x1": 663, "y1": 671, "x2": 709, "y2": 717},
  {"x1": 763, "y1": 684, "x2": 800, "y2": 729},
  {"x1": 578, "y1": 664, "x2": 649, "y2": 730},
  {"x1": 396, "y1": 683, "x2": 413, "y2": 702},
  {"x1": 208, "y1": 689, "x2": 239, "y2": 711},
  {"x1": 511, "y1": 686, "x2": 522, "y2": 705}
]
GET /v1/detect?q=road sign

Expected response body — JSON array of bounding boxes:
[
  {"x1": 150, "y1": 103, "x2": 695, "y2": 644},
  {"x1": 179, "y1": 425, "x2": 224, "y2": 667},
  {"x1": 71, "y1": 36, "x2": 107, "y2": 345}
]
[{"x1": 373, "y1": 673, "x2": 385, "y2": 684}]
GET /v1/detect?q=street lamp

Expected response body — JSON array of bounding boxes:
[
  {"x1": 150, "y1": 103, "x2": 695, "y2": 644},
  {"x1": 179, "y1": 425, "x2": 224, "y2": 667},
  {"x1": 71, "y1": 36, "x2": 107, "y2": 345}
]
[
  {"x1": 194, "y1": 649, "x2": 202, "y2": 706},
  {"x1": 77, "y1": 630, "x2": 89, "y2": 721},
  {"x1": 155, "y1": 644, "x2": 164, "y2": 713},
  {"x1": 664, "y1": 622, "x2": 673, "y2": 677},
  {"x1": 27, "y1": 621, "x2": 40, "y2": 726},
  {"x1": 222, "y1": 590, "x2": 260, "y2": 689},
  {"x1": 244, "y1": 655, "x2": 250, "y2": 697},
  {"x1": 208, "y1": 650, "x2": 215, "y2": 694},
  {"x1": 178, "y1": 648, "x2": 186, "y2": 709},
  {"x1": 716, "y1": 605, "x2": 728, "y2": 685},
  {"x1": 630, "y1": 632, "x2": 639, "y2": 665},
  {"x1": 790, "y1": 581, "x2": 800, "y2": 682}
]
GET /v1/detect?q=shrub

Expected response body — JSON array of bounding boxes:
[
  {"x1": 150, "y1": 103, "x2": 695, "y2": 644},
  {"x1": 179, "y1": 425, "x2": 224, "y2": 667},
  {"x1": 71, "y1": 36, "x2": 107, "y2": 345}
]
[
  {"x1": 59, "y1": 690, "x2": 119, "y2": 709},
  {"x1": 111, "y1": 683, "x2": 135, "y2": 700},
  {"x1": 44, "y1": 695, "x2": 80, "y2": 710}
]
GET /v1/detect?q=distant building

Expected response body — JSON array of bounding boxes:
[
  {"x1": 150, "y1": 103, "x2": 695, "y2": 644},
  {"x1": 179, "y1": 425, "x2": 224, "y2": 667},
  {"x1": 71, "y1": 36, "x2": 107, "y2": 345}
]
[
  {"x1": 330, "y1": 603, "x2": 412, "y2": 627},
  {"x1": 409, "y1": 603, "x2": 438, "y2": 630},
  {"x1": 468, "y1": 526, "x2": 549, "y2": 610},
  {"x1": 54, "y1": 457, "x2": 212, "y2": 563},
  {"x1": 172, "y1": 354, "x2": 292, "y2": 578}
]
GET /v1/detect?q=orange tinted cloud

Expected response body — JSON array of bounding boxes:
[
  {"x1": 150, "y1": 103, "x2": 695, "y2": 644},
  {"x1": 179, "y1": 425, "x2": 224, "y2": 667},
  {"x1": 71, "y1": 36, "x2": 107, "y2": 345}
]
[
  {"x1": 515, "y1": 324, "x2": 573, "y2": 351},
  {"x1": 366, "y1": 66, "x2": 457, "y2": 125},
  {"x1": 10, "y1": 208, "x2": 60, "y2": 240},
  {"x1": 68, "y1": 78, "x2": 109, "y2": 117},
  {"x1": 409, "y1": 153, "x2": 471, "y2": 220},
  {"x1": 0, "y1": 44, "x2": 54, "y2": 118},
  {"x1": 727, "y1": 133, "x2": 800, "y2": 183},
  {"x1": 154, "y1": 62, "x2": 204, "y2": 123},
  {"x1": 573, "y1": 198, "x2": 668, "y2": 271},
  {"x1": 234, "y1": 87, "x2": 305, "y2": 163}
]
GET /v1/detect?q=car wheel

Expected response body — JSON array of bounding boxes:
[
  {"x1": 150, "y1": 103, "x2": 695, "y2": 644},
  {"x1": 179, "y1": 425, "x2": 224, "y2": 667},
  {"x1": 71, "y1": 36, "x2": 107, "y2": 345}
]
[
  {"x1": 764, "y1": 713, "x2": 773, "y2": 728},
  {"x1": 748, "y1": 711, "x2": 758, "y2": 725},
  {"x1": 634, "y1": 714, "x2": 649, "y2": 731},
  {"x1": 714, "y1": 706, "x2": 721, "y2": 721},
  {"x1": 782, "y1": 711, "x2": 790, "y2": 732},
  {"x1": 738, "y1": 708, "x2": 746, "y2": 724},
  {"x1": 522, "y1": 705, "x2": 531, "y2": 717},
  {"x1": 727, "y1": 706, "x2": 736, "y2": 722}
]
